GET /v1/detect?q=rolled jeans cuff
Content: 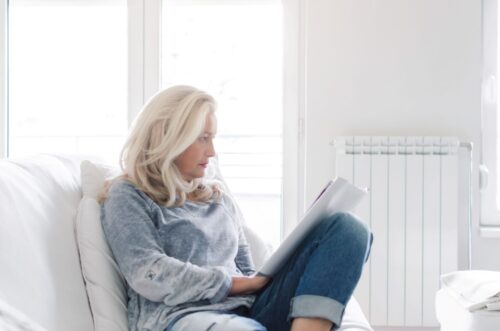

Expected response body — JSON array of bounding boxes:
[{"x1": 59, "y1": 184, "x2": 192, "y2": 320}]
[{"x1": 288, "y1": 295, "x2": 344, "y2": 327}]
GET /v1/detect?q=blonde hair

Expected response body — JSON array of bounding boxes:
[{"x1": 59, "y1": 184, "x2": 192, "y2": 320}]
[{"x1": 99, "y1": 85, "x2": 221, "y2": 206}]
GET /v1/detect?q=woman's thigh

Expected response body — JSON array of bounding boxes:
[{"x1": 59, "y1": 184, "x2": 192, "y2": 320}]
[{"x1": 168, "y1": 311, "x2": 267, "y2": 331}]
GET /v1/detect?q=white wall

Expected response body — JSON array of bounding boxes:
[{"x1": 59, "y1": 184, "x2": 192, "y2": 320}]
[{"x1": 302, "y1": 0, "x2": 500, "y2": 270}]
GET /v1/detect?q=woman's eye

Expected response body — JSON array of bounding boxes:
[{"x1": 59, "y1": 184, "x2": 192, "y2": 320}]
[{"x1": 199, "y1": 136, "x2": 208, "y2": 143}]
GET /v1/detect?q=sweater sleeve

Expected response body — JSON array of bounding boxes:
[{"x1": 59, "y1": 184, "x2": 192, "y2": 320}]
[
  {"x1": 221, "y1": 193, "x2": 256, "y2": 276},
  {"x1": 235, "y1": 225, "x2": 256, "y2": 276},
  {"x1": 101, "y1": 182, "x2": 232, "y2": 306}
]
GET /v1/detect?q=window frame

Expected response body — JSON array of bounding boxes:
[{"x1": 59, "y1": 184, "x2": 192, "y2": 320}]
[
  {"x1": 0, "y1": 0, "x2": 7, "y2": 158},
  {"x1": 481, "y1": 0, "x2": 500, "y2": 227},
  {"x1": 282, "y1": 0, "x2": 305, "y2": 238},
  {"x1": 128, "y1": 0, "x2": 161, "y2": 124}
]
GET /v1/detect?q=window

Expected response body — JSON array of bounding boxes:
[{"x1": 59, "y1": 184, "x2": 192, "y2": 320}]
[
  {"x1": 161, "y1": 0, "x2": 283, "y2": 247},
  {"x1": 481, "y1": 0, "x2": 500, "y2": 228},
  {"x1": 7, "y1": 0, "x2": 127, "y2": 165},
  {"x1": 0, "y1": 0, "x2": 302, "y2": 244}
]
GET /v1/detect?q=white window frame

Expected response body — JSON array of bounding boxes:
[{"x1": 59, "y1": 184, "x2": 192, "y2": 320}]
[
  {"x1": 481, "y1": 0, "x2": 500, "y2": 230},
  {"x1": 282, "y1": 0, "x2": 305, "y2": 238},
  {"x1": 128, "y1": 0, "x2": 161, "y2": 124},
  {"x1": 0, "y1": 0, "x2": 7, "y2": 158}
]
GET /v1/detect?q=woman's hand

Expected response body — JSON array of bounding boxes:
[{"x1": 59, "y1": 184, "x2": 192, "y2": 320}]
[{"x1": 229, "y1": 275, "x2": 271, "y2": 295}]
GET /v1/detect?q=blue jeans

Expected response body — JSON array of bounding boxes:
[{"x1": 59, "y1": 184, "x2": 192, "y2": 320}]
[{"x1": 169, "y1": 212, "x2": 372, "y2": 331}]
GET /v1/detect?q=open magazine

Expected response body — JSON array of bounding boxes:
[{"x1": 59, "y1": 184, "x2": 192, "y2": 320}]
[{"x1": 257, "y1": 177, "x2": 368, "y2": 277}]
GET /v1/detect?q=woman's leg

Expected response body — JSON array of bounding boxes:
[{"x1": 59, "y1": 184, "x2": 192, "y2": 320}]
[
  {"x1": 248, "y1": 212, "x2": 372, "y2": 331},
  {"x1": 291, "y1": 317, "x2": 333, "y2": 331}
]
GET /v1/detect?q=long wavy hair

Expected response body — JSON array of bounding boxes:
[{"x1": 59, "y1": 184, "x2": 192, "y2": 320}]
[{"x1": 99, "y1": 85, "x2": 222, "y2": 206}]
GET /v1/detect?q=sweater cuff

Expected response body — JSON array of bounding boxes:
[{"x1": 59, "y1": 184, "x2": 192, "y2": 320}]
[{"x1": 209, "y1": 271, "x2": 232, "y2": 304}]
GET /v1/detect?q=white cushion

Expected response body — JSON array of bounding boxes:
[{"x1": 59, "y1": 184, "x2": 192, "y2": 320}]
[
  {"x1": 0, "y1": 298, "x2": 48, "y2": 331},
  {"x1": 440, "y1": 270, "x2": 500, "y2": 311},
  {"x1": 0, "y1": 154, "x2": 93, "y2": 331},
  {"x1": 80, "y1": 161, "x2": 118, "y2": 198},
  {"x1": 436, "y1": 287, "x2": 500, "y2": 331},
  {"x1": 339, "y1": 298, "x2": 373, "y2": 331},
  {"x1": 76, "y1": 161, "x2": 128, "y2": 331}
]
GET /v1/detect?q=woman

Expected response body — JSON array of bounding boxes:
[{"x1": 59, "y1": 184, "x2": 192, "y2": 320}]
[{"x1": 100, "y1": 85, "x2": 372, "y2": 331}]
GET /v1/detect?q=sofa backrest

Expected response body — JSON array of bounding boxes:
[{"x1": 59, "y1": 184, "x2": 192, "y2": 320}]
[{"x1": 0, "y1": 154, "x2": 93, "y2": 331}]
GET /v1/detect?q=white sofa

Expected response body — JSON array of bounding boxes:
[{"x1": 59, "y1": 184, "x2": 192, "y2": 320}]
[{"x1": 0, "y1": 154, "x2": 373, "y2": 331}]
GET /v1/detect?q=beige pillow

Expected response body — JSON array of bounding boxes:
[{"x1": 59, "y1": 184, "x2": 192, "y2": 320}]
[{"x1": 75, "y1": 161, "x2": 128, "y2": 331}]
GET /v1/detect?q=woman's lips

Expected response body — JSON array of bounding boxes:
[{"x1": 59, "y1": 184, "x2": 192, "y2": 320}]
[{"x1": 199, "y1": 163, "x2": 208, "y2": 168}]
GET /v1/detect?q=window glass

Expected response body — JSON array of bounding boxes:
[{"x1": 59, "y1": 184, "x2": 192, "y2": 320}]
[
  {"x1": 162, "y1": 0, "x2": 283, "y2": 247},
  {"x1": 8, "y1": 0, "x2": 127, "y2": 165}
]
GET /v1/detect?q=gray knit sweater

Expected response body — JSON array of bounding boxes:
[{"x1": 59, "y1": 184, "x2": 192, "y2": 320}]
[{"x1": 101, "y1": 180, "x2": 256, "y2": 331}]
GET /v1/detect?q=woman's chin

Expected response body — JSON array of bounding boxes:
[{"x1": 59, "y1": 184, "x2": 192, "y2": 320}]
[{"x1": 182, "y1": 170, "x2": 206, "y2": 182}]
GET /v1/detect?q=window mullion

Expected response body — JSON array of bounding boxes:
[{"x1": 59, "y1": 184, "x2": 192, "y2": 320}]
[
  {"x1": 127, "y1": 0, "x2": 161, "y2": 128},
  {"x1": 128, "y1": 0, "x2": 145, "y2": 127},
  {"x1": 282, "y1": 0, "x2": 304, "y2": 239},
  {"x1": 143, "y1": 0, "x2": 161, "y2": 102},
  {"x1": 481, "y1": 0, "x2": 500, "y2": 226},
  {"x1": 0, "y1": 0, "x2": 7, "y2": 158}
]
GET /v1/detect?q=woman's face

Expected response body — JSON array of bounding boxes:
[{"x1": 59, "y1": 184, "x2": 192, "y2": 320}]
[{"x1": 174, "y1": 112, "x2": 217, "y2": 181}]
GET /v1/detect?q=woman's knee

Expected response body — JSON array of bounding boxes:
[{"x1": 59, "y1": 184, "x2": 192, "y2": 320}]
[{"x1": 324, "y1": 212, "x2": 373, "y2": 259}]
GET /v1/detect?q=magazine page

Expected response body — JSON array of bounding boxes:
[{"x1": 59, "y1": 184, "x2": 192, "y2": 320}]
[{"x1": 257, "y1": 177, "x2": 367, "y2": 277}]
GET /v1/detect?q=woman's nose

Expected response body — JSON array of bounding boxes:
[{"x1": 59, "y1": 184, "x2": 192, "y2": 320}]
[{"x1": 207, "y1": 140, "x2": 216, "y2": 157}]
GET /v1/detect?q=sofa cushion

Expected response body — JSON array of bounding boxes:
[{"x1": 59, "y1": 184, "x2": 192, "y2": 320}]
[
  {"x1": 76, "y1": 161, "x2": 128, "y2": 331},
  {"x1": 0, "y1": 298, "x2": 48, "y2": 331},
  {"x1": 0, "y1": 154, "x2": 93, "y2": 331}
]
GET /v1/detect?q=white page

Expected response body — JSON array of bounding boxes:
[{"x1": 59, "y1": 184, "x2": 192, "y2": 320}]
[{"x1": 258, "y1": 177, "x2": 368, "y2": 277}]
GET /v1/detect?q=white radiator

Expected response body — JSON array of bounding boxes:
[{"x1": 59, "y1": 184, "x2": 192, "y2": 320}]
[{"x1": 334, "y1": 136, "x2": 460, "y2": 327}]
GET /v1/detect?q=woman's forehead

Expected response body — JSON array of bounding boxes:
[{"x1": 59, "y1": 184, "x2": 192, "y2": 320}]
[{"x1": 203, "y1": 113, "x2": 217, "y2": 134}]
